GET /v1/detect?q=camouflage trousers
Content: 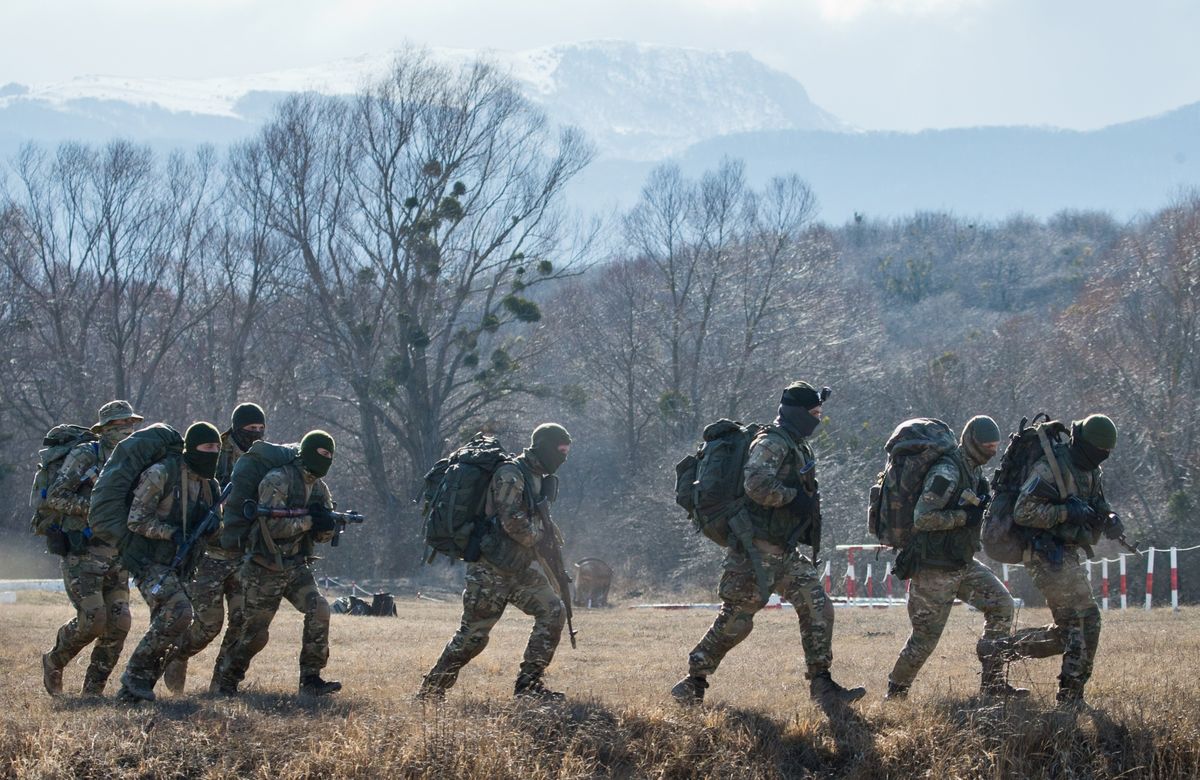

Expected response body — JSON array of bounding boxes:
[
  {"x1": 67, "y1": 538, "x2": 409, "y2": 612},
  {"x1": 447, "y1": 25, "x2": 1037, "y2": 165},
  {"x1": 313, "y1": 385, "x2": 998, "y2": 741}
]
[
  {"x1": 425, "y1": 561, "x2": 565, "y2": 688},
  {"x1": 219, "y1": 559, "x2": 330, "y2": 686},
  {"x1": 889, "y1": 558, "x2": 1014, "y2": 688},
  {"x1": 46, "y1": 544, "x2": 131, "y2": 693},
  {"x1": 125, "y1": 565, "x2": 194, "y2": 690},
  {"x1": 175, "y1": 553, "x2": 244, "y2": 679},
  {"x1": 687, "y1": 548, "x2": 833, "y2": 679},
  {"x1": 1006, "y1": 550, "x2": 1101, "y2": 689}
]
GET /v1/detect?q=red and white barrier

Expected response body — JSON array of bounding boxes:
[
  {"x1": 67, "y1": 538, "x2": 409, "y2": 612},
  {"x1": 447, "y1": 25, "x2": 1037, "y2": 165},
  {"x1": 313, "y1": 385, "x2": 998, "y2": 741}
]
[
  {"x1": 1172, "y1": 547, "x2": 1180, "y2": 612},
  {"x1": 845, "y1": 548, "x2": 857, "y2": 601},
  {"x1": 823, "y1": 560, "x2": 832, "y2": 594},
  {"x1": 1145, "y1": 547, "x2": 1155, "y2": 611},
  {"x1": 1120, "y1": 554, "x2": 1128, "y2": 610},
  {"x1": 1101, "y1": 558, "x2": 1110, "y2": 610}
]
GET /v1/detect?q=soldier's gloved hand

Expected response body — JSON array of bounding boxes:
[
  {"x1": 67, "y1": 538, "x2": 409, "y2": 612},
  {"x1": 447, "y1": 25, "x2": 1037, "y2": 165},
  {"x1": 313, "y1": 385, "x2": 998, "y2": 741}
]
[
  {"x1": 1103, "y1": 513, "x2": 1126, "y2": 540},
  {"x1": 1065, "y1": 495, "x2": 1096, "y2": 526},
  {"x1": 309, "y1": 504, "x2": 337, "y2": 534},
  {"x1": 786, "y1": 489, "x2": 818, "y2": 516},
  {"x1": 962, "y1": 505, "x2": 986, "y2": 529}
]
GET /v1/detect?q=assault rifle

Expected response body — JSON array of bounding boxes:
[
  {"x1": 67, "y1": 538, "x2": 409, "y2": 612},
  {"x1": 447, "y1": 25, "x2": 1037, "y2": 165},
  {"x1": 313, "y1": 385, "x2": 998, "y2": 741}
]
[
  {"x1": 531, "y1": 474, "x2": 577, "y2": 649},
  {"x1": 151, "y1": 483, "x2": 233, "y2": 596},
  {"x1": 242, "y1": 500, "x2": 366, "y2": 547}
]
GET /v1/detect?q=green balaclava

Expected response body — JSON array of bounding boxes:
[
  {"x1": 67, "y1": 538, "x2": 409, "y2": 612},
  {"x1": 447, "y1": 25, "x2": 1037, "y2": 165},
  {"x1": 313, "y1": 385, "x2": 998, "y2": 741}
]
[
  {"x1": 961, "y1": 415, "x2": 1002, "y2": 466},
  {"x1": 230, "y1": 402, "x2": 267, "y2": 451},
  {"x1": 529, "y1": 423, "x2": 572, "y2": 475},
  {"x1": 1070, "y1": 414, "x2": 1117, "y2": 470},
  {"x1": 184, "y1": 422, "x2": 222, "y2": 479},
  {"x1": 300, "y1": 430, "x2": 336, "y2": 478}
]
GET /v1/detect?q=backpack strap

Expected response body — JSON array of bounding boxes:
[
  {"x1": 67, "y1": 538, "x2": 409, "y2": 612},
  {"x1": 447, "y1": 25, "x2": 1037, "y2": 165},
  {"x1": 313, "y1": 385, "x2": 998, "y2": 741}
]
[{"x1": 1036, "y1": 428, "x2": 1069, "y2": 500}]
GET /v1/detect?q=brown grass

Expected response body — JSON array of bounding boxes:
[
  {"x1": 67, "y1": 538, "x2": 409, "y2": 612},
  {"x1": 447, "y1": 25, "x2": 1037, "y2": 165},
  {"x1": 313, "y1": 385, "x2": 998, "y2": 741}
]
[{"x1": 2, "y1": 589, "x2": 1199, "y2": 778}]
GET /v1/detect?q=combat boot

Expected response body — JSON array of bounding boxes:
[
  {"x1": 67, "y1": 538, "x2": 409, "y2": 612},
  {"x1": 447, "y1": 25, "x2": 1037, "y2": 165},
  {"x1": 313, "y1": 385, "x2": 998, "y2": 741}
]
[
  {"x1": 979, "y1": 658, "x2": 1029, "y2": 698},
  {"x1": 1056, "y1": 681, "x2": 1088, "y2": 710},
  {"x1": 116, "y1": 672, "x2": 156, "y2": 703},
  {"x1": 41, "y1": 653, "x2": 63, "y2": 696},
  {"x1": 163, "y1": 656, "x2": 188, "y2": 695},
  {"x1": 809, "y1": 672, "x2": 867, "y2": 705},
  {"x1": 884, "y1": 680, "x2": 909, "y2": 701},
  {"x1": 670, "y1": 674, "x2": 708, "y2": 705},
  {"x1": 415, "y1": 671, "x2": 456, "y2": 703},
  {"x1": 514, "y1": 672, "x2": 565, "y2": 702},
  {"x1": 299, "y1": 674, "x2": 342, "y2": 696},
  {"x1": 210, "y1": 677, "x2": 239, "y2": 697}
]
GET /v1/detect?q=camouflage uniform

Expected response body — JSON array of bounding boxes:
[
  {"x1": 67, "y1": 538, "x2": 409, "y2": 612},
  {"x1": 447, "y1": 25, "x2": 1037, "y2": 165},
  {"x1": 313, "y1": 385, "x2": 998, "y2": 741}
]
[
  {"x1": 1004, "y1": 450, "x2": 1110, "y2": 696},
  {"x1": 216, "y1": 463, "x2": 335, "y2": 691},
  {"x1": 888, "y1": 454, "x2": 1015, "y2": 690},
  {"x1": 119, "y1": 460, "x2": 218, "y2": 699},
  {"x1": 164, "y1": 431, "x2": 247, "y2": 692},
  {"x1": 421, "y1": 452, "x2": 565, "y2": 697},
  {"x1": 686, "y1": 428, "x2": 834, "y2": 680},
  {"x1": 42, "y1": 439, "x2": 131, "y2": 694}
]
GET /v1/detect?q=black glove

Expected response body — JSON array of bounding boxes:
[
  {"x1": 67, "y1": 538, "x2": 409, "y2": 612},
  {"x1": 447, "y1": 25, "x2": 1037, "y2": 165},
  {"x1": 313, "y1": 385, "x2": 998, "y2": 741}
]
[
  {"x1": 45, "y1": 526, "x2": 69, "y2": 557},
  {"x1": 1103, "y1": 512, "x2": 1126, "y2": 540},
  {"x1": 1065, "y1": 495, "x2": 1097, "y2": 526},
  {"x1": 787, "y1": 489, "x2": 818, "y2": 516},
  {"x1": 963, "y1": 505, "x2": 986, "y2": 529},
  {"x1": 309, "y1": 503, "x2": 337, "y2": 534},
  {"x1": 171, "y1": 529, "x2": 187, "y2": 548}
]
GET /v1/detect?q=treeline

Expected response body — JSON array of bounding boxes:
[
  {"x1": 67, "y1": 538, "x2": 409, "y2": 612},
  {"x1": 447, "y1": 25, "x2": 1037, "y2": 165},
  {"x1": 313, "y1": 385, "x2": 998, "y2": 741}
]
[{"x1": 0, "y1": 51, "x2": 1196, "y2": 595}]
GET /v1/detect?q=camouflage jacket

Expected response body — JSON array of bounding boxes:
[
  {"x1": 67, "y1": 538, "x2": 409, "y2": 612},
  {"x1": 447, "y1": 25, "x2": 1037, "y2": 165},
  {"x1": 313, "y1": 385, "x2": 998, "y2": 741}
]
[
  {"x1": 909, "y1": 452, "x2": 987, "y2": 570},
  {"x1": 1014, "y1": 448, "x2": 1112, "y2": 547},
  {"x1": 43, "y1": 439, "x2": 112, "y2": 530},
  {"x1": 123, "y1": 456, "x2": 221, "y2": 574},
  {"x1": 479, "y1": 452, "x2": 545, "y2": 572},
  {"x1": 216, "y1": 431, "x2": 248, "y2": 488},
  {"x1": 742, "y1": 426, "x2": 818, "y2": 548},
  {"x1": 249, "y1": 462, "x2": 334, "y2": 567}
]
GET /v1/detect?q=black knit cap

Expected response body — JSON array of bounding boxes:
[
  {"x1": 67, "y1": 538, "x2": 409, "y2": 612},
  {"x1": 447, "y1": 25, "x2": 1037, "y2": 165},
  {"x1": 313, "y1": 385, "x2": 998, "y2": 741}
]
[
  {"x1": 231, "y1": 402, "x2": 266, "y2": 430},
  {"x1": 184, "y1": 421, "x2": 222, "y2": 450},
  {"x1": 780, "y1": 381, "x2": 825, "y2": 410}
]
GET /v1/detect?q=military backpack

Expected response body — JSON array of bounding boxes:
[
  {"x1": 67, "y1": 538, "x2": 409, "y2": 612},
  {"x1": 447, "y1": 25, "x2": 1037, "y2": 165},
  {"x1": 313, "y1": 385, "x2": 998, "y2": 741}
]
[
  {"x1": 675, "y1": 419, "x2": 768, "y2": 547},
  {"x1": 89, "y1": 423, "x2": 184, "y2": 550},
  {"x1": 29, "y1": 424, "x2": 99, "y2": 535},
  {"x1": 218, "y1": 440, "x2": 301, "y2": 551},
  {"x1": 421, "y1": 433, "x2": 515, "y2": 562},
  {"x1": 982, "y1": 414, "x2": 1070, "y2": 564},
  {"x1": 867, "y1": 418, "x2": 962, "y2": 549}
]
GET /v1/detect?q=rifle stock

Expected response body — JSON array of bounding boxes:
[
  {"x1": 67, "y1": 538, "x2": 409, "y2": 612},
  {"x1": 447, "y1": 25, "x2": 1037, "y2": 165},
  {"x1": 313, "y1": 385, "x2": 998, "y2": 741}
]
[{"x1": 533, "y1": 499, "x2": 577, "y2": 649}]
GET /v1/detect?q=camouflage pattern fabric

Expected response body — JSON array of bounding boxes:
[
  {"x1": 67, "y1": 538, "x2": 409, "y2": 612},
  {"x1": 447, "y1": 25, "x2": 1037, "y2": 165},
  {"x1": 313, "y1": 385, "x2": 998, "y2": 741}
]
[
  {"x1": 123, "y1": 564, "x2": 194, "y2": 691},
  {"x1": 45, "y1": 545, "x2": 131, "y2": 693},
  {"x1": 888, "y1": 559, "x2": 1013, "y2": 687},
  {"x1": 1012, "y1": 452, "x2": 1111, "y2": 533},
  {"x1": 218, "y1": 559, "x2": 331, "y2": 685},
  {"x1": 174, "y1": 553, "x2": 244, "y2": 677},
  {"x1": 743, "y1": 428, "x2": 816, "y2": 509},
  {"x1": 687, "y1": 548, "x2": 833, "y2": 678},
  {"x1": 215, "y1": 430, "x2": 247, "y2": 488},
  {"x1": 42, "y1": 439, "x2": 112, "y2": 528},
  {"x1": 1005, "y1": 550, "x2": 1101, "y2": 688},
  {"x1": 424, "y1": 559, "x2": 565, "y2": 689},
  {"x1": 912, "y1": 455, "x2": 977, "y2": 532}
]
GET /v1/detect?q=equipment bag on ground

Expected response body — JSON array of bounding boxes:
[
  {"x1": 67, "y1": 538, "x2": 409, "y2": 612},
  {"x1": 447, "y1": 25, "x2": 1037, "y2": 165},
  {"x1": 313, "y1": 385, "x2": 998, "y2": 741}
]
[
  {"x1": 29, "y1": 424, "x2": 99, "y2": 535},
  {"x1": 89, "y1": 424, "x2": 184, "y2": 550},
  {"x1": 867, "y1": 418, "x2": 961, "y2": 549},
  {"x1": 421, "y1": 433, "x2": 513, "y2": 562},
  {"x1": 218, "y1": 440, "x2": 301, "y2": 551},
  {"x1": 982, "y1": 414, "x2": 1070, "y2": 564}
]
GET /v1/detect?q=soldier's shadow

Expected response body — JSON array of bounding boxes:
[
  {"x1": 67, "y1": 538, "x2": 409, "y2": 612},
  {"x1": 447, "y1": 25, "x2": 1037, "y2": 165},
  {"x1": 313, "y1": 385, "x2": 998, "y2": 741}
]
[{"x1": 232, "y1": 689, "x2": 357, "y2": 717}]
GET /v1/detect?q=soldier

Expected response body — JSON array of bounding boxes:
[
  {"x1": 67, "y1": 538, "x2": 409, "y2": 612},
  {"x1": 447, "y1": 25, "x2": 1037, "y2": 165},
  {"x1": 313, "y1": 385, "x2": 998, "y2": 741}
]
[
  {"x1": 215, "y1": 430, "x2": 341, "y2": 697},
  {"x1": 163, "y1": 402, "x2": 266, "y2": 694},
  {"x1": 672, "y1": 382, "x2": 865, "y2": 706},
  {"x1": 986, "y1": 414, "x2": 1121, "y2": 708},
  {"x1": 885, "y1": 415, "x2": 1027, "y2": 699},
  {"x1": 116, "y1": 422, "x2": 223, "y2": 703},
  {"x1": 418, "y1": 424, "x2": 573, "y2": 702},
  {"x1": 40, "y1": 400, "x2": 142, "y2": 696}
]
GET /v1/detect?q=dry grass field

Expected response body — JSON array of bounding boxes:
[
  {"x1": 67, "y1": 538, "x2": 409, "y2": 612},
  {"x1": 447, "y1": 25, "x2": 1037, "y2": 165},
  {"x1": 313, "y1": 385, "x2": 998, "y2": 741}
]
[{"x1": 2, "y1": 588, "x2": 1200, "y2": 779}]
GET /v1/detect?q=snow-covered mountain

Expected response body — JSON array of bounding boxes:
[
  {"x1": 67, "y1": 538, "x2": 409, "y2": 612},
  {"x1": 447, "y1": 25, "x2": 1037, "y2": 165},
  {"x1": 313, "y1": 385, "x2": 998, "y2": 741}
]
[{"x1": 0, "y1": 41, "x2": 846, "y2": 160}]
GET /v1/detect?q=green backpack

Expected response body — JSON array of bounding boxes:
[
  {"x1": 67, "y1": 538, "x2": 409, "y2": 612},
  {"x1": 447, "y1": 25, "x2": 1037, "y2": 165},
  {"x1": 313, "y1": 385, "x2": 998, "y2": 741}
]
[
  {"x1": 867, "y1": 418, "x2": 961, "y2": 549},
  {"x1": 675, "y1": 420, "x2": 768, "y2": 547},
  {"x1": 218, "y1": 440, "x2": 300, "y2": 551},
  {"x1": 982, "y1": 414, "x2": 1069, "y2": 564},
  {"x1": 29, "y1": 424, "x2": 99, "y2": 535},
  {"x1": 89, "y1": 424, "x2": 184, "y2": 550},
  {"x1": 421, "y1": 434, "x2": 515, "y2": 562}
]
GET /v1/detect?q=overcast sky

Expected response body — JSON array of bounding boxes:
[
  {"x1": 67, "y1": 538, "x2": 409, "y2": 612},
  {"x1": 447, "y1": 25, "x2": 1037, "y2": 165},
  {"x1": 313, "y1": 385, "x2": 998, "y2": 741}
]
[{"x1": 3, "y1": 0, "x2": 1197, "y2": 131}]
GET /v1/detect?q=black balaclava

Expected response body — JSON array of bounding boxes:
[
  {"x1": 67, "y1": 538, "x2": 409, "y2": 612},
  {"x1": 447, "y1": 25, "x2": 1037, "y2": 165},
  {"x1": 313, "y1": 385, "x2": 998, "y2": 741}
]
[
  {"x1": 184, "y1": 422, "x2": 222, "y2": 479},
  {"x1": 300, "y1": 430, "x2": 335, "y2": 478},
  {"x1": 230, "y1": 402, "x2": 266, "y2": 451},
  {"x1": 777, "y1": 381, "x2": 829, "y2": 439},
  {"x1": 1070, "y1": 414, "x2": 1117, "y2": 471},
  {"x1": 529, "y1": 423, "x2": 572, "y2": 475}
]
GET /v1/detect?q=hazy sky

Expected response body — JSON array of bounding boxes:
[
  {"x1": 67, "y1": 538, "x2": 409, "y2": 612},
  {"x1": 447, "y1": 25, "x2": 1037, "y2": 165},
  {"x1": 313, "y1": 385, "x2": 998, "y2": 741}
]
[{"x1": 3, "y1": 0, "x2": 1197, "y2": 131}]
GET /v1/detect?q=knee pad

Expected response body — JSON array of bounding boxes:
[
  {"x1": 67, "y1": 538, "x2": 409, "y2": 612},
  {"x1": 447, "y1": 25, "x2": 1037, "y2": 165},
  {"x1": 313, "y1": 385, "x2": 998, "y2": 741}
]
[
  {"x1": 246, "y1": 628, "x2": 270, "y2": 656},
  {"x1": 544, "y1": 599, "x2": 565, "y2": 630},
  {"x1": 166, "y1": 600, "x2": 195, "y2": 636},
  {"x1": 110, "y1": 602, "x2": 132, "y2": 638},
  {"x1": 78, "y1": 605, "x2": 107, "y2": 641},
  {"x1": 308, "y1": 595, "x2": 331, "y2": 624}
]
